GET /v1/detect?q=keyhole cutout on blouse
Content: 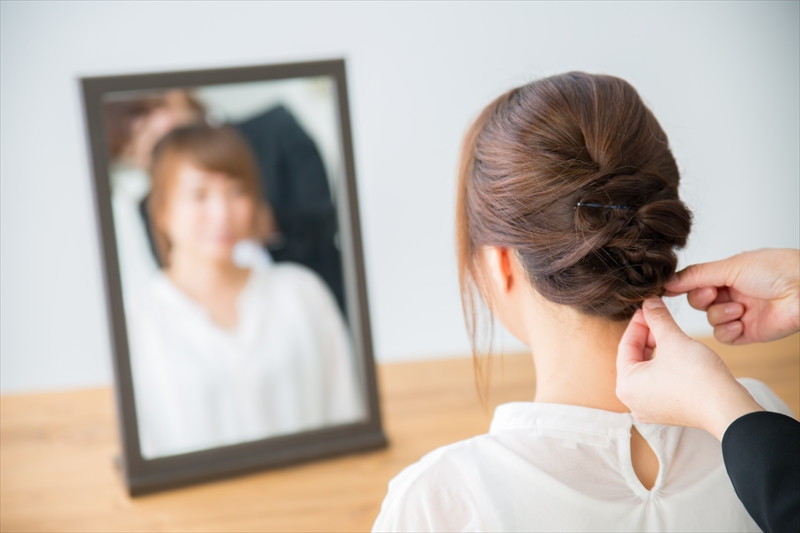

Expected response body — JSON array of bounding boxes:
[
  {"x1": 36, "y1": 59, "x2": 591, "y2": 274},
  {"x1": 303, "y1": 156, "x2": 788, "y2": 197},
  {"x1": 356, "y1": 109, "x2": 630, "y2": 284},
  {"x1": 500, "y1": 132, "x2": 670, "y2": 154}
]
[{"x1": 630, "y1": 427, "x2": 660, "y2": 490}]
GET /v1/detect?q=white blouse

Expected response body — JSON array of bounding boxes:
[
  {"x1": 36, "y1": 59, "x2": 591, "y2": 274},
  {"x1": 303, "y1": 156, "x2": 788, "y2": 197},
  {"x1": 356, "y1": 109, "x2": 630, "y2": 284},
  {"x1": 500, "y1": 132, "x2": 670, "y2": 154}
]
[
  {"x1": 373, "y1": 378, "x2": 793, "y2": 532},
  {"x1": 128, "y1": 261, "x2": 365, "y2": 459}
]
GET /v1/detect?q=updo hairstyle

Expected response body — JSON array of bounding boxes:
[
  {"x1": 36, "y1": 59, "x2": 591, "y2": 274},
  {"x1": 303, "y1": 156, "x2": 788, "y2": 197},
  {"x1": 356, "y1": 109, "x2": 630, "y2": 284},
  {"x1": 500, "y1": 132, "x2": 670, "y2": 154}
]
[{"x1": 456, "y1": 72, "x2": 693, "y2": 338}]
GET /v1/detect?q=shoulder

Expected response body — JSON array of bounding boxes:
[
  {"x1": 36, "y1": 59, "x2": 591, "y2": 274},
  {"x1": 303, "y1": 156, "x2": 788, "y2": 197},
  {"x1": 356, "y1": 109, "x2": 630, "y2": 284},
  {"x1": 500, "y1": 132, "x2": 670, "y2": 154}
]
[
  {"x1": 128, "y1": 272, "x2": 189, "y2": 321},
  {"x1": 249, "y1": 263, "x2": 341, "y2": 323},
  {"x1": 127, "y1": 273, "x2": 168, "y2": 319},
  {"x1": 738, "y1": 378, "x2": 796, "y2": 418},
  {"x1": 388, "y1": 436, "x2": 486, "y2": 488},
  {"x1": 269, "y1": 262, "x2": 325, "y2": 283},
  {"x1": 262, "y1": 263, "x2": 333, "y2": 300},
  {"x1": 373, "y1": 436, "x2": 499, "y2": 532}
]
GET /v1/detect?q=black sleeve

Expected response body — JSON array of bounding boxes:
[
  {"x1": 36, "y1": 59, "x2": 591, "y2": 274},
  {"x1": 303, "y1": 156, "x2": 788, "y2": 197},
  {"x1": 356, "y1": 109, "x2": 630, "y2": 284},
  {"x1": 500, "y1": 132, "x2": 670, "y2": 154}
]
[{"x1": 721, "y1": 411, "x2": 800, "y2": 533}]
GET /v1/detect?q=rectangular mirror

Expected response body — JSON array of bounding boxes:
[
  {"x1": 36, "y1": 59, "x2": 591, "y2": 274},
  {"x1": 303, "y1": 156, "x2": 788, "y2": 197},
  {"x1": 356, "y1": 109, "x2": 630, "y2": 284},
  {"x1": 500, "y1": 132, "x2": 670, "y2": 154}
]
[{"x1": 81, "y1": 59, "x2": 387, "y2": 495}]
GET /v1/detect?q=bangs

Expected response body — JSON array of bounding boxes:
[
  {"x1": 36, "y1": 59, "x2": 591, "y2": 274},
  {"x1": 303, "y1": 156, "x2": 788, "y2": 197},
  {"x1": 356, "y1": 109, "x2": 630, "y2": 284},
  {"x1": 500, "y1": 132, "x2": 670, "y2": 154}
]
[
  {"x1": 158, "y1": 125, "x2": 260, "y2": 193},
  {"x1": 147, "y1": 124, "x2": 263, "y2": 265}
]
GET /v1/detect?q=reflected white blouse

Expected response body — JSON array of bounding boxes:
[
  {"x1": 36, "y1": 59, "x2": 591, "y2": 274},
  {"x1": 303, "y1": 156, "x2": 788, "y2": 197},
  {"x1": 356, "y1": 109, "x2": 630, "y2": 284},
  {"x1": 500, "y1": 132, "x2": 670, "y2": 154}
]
[
  {"x1": 128, "y1": 260, "x2": 364, "y2": 459},
  {"x1": 373, "y1": 379, "x2": 793, "y2": 532}
]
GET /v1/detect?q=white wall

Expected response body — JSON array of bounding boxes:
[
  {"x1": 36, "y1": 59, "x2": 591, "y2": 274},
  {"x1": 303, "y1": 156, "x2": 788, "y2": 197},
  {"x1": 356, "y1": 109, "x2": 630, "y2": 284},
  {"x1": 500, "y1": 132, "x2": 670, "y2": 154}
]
[{"x1": 2, "y1": 1, "x2": 798, "y2": 393}]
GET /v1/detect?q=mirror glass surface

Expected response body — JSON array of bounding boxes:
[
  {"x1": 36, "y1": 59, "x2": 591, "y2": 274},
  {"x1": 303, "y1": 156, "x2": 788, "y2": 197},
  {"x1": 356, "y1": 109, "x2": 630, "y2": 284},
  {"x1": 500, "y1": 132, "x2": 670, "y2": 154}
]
[{"x1": 82, "y1": 60, "x2": 385, "y2": 494}]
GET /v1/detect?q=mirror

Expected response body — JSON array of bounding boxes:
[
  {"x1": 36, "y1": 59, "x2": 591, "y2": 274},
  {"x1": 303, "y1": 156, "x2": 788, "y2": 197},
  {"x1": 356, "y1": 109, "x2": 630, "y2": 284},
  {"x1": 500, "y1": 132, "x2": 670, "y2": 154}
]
[{"x1": 81, "y1": 59, "x2": 386, "y2": 495}]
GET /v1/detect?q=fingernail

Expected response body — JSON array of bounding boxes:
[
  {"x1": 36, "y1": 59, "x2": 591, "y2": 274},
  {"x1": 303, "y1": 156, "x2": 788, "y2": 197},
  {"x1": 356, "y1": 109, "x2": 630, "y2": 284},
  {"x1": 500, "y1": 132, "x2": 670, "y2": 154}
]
[
  {"x1": 725, "y1": 322, "x2": 740, "y2": 332},
  {"x1": 643, "y1": 297, "x2": 664, "y2": 310}
]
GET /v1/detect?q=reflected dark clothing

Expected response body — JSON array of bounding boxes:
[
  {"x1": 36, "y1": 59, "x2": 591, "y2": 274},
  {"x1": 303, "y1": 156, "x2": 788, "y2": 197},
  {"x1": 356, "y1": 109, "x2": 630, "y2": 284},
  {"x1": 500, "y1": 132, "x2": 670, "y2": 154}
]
[
  {"x1": 140, "y1": 105, "x2": 345, "y2": 313},
  {"x1": 237, "y1": 105, "x2": 344, "y2": 314},
  {"x1": 722, "y1": 411, "x2": 800, "y2": 533}
]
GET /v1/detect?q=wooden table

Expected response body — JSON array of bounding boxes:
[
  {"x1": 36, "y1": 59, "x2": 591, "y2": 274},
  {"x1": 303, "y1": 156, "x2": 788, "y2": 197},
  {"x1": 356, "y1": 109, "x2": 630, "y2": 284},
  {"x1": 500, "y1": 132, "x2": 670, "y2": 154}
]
[{"x1": 2, "y1": 335, "x2": 798, "y2": 532}]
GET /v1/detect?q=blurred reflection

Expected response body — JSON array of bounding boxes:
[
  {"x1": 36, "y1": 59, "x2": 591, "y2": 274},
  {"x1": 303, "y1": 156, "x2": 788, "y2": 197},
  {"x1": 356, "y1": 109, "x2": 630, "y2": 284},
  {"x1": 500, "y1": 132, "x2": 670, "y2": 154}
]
[
  {"x1": 104, "y1": 87, "x2": 344, "y2": 312},
  {"x1": 127, "y1": 124, "x2": 362, "y2": 458},
  {"x1": 101, "y1": 80, "x2": 364, "y2": 459}
]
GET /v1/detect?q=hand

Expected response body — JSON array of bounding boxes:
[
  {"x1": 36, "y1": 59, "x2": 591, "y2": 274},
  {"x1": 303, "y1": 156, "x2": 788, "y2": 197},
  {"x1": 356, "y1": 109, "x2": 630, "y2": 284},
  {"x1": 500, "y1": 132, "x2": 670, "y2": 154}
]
[
  {"x1": 665, "y1": 248, "x2": 800, "y2": 345},
  {"x1": 616, "y1": 298, "x2": 764, "y2": 440}
]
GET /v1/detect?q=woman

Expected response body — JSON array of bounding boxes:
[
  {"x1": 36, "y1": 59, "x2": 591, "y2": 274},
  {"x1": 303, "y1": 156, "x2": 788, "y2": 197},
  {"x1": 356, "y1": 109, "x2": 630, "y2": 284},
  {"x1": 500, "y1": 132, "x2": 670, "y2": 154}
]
[
  {"x1": 128, "y1": 124, "x2": 363, "y2": 459},
  {"x1": 372, "y1": 72, "x2": 793, "y2": 531}
]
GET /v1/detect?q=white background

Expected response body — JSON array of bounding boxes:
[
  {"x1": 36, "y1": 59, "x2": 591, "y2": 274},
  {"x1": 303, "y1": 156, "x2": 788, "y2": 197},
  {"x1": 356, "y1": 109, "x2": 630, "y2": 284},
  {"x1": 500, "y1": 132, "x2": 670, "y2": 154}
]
[{"x1": 2, "y1": 1, "x2": 798, "y2": 393}]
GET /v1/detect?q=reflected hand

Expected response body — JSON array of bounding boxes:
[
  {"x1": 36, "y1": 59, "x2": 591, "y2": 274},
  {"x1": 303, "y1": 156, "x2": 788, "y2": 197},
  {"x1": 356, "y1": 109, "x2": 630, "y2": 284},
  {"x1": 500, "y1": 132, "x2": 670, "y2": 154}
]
[
  {"x1": 665, "y1": 249, "x2": 800, "y2": 345},
  {"x1": 616, "y1": 298, "x2": 763, "y2": 440}
]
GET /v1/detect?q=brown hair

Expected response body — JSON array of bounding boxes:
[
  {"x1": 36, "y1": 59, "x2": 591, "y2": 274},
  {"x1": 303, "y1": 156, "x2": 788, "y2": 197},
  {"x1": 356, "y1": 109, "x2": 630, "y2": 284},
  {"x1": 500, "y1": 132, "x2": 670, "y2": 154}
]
[
  {"x1": 456, "y1": 72, "x2": 692, "y2": 395},
  {"x1": 148, "y1": 124, "x2": 262, "y2": 265}
]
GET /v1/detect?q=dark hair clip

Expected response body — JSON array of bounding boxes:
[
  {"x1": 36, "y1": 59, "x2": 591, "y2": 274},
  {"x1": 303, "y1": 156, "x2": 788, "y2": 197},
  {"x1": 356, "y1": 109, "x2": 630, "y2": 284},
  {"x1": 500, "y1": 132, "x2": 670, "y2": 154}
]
[{"x1": 575, "y1": 202, "x2": 630, "y2": 210}]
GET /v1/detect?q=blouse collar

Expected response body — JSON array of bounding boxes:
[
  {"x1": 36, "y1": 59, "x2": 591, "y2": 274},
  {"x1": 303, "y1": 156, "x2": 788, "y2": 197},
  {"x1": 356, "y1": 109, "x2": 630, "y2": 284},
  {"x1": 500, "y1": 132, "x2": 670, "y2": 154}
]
[{"x1": 490, "y1": 401, "x2": 665, "y2": 444}]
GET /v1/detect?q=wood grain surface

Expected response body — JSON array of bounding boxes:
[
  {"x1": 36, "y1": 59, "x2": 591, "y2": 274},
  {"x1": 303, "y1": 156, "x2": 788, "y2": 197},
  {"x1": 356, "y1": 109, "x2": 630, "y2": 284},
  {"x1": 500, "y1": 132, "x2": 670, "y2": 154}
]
[{"x1": 1, "y1": 334, "x2": 797, "y2": 532}]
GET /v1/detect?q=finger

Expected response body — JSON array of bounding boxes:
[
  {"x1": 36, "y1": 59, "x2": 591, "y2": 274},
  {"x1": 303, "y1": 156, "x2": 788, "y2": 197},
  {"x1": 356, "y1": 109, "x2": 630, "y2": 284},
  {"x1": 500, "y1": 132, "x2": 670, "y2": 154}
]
[
  {"x1": 714, "y1": 320, "x2": 744, "y2": 345},
  {"x1": 647, "y1": 329, "x2": 656, "y2": 350},
  {"x1": 707, "y1": 302, "x2": 745, "y2": 327},
  {"x1": 686, "y1": 287, "x2": 718, "y2": 311},
  {"x1": 641, "y1": 297, "x2": 687, "y2": 341},
  {"x1": 665, "y1": 258, "x2": 740, "y2": 295},
  {"x1": 714, "y1": 287, "x2": 734, "y2": 304},
  {"x1": 617, "y1": 309, "x2": 650, "y2": 373},
  {"x1": 643, "y1": 346, "x2": 655, "y2": 361}
]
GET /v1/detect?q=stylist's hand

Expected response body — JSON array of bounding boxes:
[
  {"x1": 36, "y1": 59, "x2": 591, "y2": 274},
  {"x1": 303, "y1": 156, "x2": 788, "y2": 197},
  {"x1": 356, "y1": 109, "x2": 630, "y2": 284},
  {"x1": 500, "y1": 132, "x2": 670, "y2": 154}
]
[
  {"x1": 616, "y1": 298, "x2": 764, "y2": 440},
  {"x1": 665, "y1": 248, "x2": 800, "y2": 345}
]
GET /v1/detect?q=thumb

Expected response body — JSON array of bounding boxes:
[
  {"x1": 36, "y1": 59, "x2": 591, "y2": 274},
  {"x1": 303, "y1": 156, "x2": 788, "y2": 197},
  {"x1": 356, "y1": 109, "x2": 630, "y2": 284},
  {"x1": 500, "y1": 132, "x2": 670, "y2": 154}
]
[
  {"x1": 617, "y1": 309, "x2": 650, "y2": 373},
  {"x1": 641, "y1": 297, "x2": 687, "y2": 342}
]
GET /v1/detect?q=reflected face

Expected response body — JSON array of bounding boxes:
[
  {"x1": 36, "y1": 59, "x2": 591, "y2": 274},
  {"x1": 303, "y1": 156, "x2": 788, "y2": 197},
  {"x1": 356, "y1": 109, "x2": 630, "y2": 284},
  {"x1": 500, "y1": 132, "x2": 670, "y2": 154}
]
[{"x1": 163, "y1": 161, "x2": 255, "y2": 263}]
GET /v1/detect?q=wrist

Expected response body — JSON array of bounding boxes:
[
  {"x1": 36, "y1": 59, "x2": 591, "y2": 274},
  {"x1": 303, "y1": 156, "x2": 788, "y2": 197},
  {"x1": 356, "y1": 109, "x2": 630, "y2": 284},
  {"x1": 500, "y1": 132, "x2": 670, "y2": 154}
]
[{"x1": 705, "y1": 380, "x2": 764, "y2": 441}]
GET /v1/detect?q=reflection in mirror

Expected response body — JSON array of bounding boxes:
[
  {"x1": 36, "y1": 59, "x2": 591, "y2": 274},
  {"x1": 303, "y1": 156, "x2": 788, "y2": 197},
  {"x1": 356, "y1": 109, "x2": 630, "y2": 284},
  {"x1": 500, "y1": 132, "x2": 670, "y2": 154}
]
[
  {"x1": 82, "y1": 61, "x2": 385, "y2": 493},
  {"x1": 104, "y1": 79, "x2": 365, "y2": 458}
]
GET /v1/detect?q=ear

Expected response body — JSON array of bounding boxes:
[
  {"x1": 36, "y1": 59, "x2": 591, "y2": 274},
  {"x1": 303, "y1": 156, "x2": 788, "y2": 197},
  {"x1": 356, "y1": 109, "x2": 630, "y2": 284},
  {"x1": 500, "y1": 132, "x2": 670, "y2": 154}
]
[
  {"x1": 480, "y1": 246, "x2": 533, "y2": 346},
  {"x1": 484, "y1": 246, "x2": 515, "y2": 295}
]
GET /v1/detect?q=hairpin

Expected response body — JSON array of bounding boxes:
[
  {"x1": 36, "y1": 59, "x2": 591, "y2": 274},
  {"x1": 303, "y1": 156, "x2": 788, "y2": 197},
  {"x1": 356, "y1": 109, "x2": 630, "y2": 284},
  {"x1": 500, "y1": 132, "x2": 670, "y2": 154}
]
[{"x1": 575, "y1": 202, "x2": 630, "y2": 210}]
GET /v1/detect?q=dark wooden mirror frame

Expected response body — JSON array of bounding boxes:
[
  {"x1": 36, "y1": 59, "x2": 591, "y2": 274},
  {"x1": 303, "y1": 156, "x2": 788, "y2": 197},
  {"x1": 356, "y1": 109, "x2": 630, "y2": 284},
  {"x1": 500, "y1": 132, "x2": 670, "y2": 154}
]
[{"x1": 81, "y1": 59, "x2": 387, "y2": 496}]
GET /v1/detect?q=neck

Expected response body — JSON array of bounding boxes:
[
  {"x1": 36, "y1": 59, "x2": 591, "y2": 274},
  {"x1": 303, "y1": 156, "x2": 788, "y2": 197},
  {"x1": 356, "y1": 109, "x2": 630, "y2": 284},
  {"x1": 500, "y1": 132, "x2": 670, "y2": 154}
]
[
  {"x1": 523, "y1": 296, "x2": 630, "y2": 413},
  {"x1": 166, "y1": 251, "x2": 248, "y2": 299}
]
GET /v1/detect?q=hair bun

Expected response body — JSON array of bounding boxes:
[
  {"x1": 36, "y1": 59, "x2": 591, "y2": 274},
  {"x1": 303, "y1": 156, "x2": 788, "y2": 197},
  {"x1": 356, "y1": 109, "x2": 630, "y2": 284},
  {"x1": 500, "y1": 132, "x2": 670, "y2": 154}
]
[
  {"x1": 565, "y1": 175, "x2": 692, "y2": 318},
  {"x1": 532, "y1": 170, "x2": 692, "y2": 320},
  {"x1": 458, "y1": 72, "x2": 694, "y2": 322}
]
